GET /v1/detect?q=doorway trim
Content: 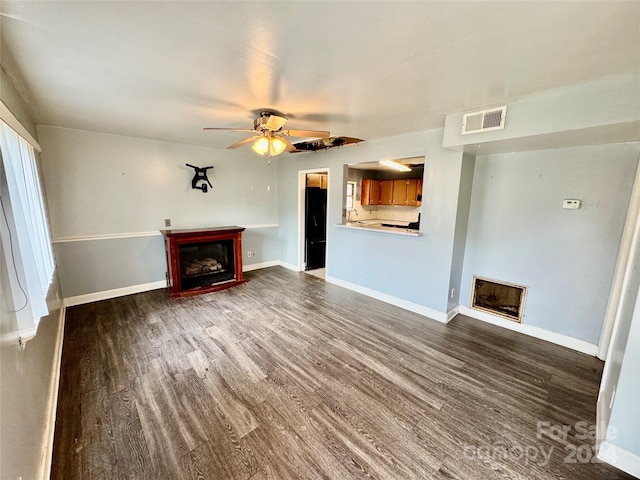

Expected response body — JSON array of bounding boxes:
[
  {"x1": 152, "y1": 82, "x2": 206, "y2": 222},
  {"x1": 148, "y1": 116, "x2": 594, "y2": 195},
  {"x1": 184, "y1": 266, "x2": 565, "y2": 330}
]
[
  {"x1": 598, "y1": 156, "x2": 640, "y2": 360},
  {"x1": 297, "y1": 167, "x2": 330, "y2": 272}
]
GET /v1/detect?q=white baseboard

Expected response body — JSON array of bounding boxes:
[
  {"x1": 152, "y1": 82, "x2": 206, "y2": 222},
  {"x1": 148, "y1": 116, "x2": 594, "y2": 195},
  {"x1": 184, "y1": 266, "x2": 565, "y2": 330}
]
[
  {"x1": 277, "y1": 261, "x2": 301, "y2": 272},
  {"x1": 39, "y1": 304, "x2": 66, "y2": 480},
  {"x1": 457, "y1": 305, "x2": 598, "y2": 356},
  {"x1": 598, "y1": 441, "x2": 640, "y2": 478},
  {"x1": 63, "y1": 262, "x2": 294, "y2": 306},
  {"x1": 64, "y1": 280, "x2": 167, "y2": 306},
  {"x1": 325, "y1": 275, "x2": 450, "y2": 323},
  {"x1": 243, "y1": 260, "x2": 280, "y2": 272},
  {"x1": 447, "y1": 305, "x2": 460, "y2": 322}
]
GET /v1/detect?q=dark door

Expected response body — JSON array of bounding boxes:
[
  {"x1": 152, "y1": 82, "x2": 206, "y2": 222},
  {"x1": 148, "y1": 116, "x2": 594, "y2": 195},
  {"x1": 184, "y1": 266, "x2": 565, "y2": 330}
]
[{"x1": 305, "y1": 186, "x2": 327, "y2": 270}]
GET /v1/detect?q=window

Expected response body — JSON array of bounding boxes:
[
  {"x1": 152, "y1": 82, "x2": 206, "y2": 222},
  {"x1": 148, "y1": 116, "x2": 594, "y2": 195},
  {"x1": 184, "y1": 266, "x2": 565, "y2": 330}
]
[
  {"x1": 346, "y1": 181, "x2": 356, "y2": 210},
  {"x1": 0, "y1": 120, "x2": 54, "y2": 335}
]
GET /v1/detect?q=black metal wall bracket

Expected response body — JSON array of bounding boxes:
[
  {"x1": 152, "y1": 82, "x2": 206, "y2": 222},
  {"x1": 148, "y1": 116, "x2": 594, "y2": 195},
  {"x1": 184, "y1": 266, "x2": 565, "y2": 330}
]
[{"x1": 186, "y1": 164, "x2": 213, "y2": 193}]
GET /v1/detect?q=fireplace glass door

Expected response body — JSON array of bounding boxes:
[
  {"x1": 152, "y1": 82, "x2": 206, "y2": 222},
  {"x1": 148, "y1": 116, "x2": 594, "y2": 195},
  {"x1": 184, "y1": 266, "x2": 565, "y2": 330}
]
[{"x1": 179, "y1": 240, "x2": 235, "y2": 290}]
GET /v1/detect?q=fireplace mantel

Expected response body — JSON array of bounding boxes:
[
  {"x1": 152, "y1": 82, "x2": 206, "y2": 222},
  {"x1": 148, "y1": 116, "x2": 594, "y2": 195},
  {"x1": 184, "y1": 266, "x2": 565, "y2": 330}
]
[{"x1": 161, "y1": 226, "x2": 246, "y2": 297}]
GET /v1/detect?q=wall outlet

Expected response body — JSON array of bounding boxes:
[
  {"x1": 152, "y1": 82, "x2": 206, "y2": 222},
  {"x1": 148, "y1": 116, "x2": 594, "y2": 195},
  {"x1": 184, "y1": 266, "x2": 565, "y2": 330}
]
[
  {"x1": 247, "y1": 251, "x2": 253, "y2": 257},
  {"x1": 450, "y1": 288, "x2": 456, "y2": 299},
  {"x1": 164, "y1": 218, "x2": 171, "y2": 227},
  {"x1": 562, "y1": 199, "x2": 581, "y2": 210}
]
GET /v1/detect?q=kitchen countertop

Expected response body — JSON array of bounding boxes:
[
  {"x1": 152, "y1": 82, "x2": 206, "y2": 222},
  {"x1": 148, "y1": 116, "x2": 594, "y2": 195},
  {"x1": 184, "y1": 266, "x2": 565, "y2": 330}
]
[
  {"x1": 353, "y1": 219, "x2": 410, "y2": 226},
  {"x1": 336, "y1": 220, "x2": 420, "y2": 236}
]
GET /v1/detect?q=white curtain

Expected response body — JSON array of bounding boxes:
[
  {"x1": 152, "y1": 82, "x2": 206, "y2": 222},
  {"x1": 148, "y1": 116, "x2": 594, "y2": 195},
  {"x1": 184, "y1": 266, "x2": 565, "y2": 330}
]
[{"x1": 0, "y1": 120, "x2": 54, "y2": 327}]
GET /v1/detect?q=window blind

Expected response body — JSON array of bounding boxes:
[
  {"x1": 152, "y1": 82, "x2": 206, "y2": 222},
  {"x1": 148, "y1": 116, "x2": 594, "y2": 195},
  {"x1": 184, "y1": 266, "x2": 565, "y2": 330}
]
[{"x1": 0, "y1": 120, "x2": 54, "y2": 335}]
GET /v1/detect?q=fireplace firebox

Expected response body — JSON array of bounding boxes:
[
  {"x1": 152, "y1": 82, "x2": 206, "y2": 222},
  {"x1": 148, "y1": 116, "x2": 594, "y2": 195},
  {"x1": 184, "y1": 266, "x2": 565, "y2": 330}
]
[{"x1": 161, "y1": 226, "x2": 246, "y2": 297}]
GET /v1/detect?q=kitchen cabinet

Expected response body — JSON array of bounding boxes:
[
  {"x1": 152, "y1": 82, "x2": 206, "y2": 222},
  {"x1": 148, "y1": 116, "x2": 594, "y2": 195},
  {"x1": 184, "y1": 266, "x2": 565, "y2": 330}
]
[
  {"x1": 406, "y1": 179, "x2": 418, "y2": 206},
  {"x1": 392, "y1": 180, "x2": 407, "y2": 205},
  {"x1": 380, "y1": 180, "x2": 394, "y2": 205},
  {"x1": 391, "y1": 179, "x2": 422, "y2": 206},
  {"x1": 399, "y1": 179, "x2": 424, "y2": 206},
  {"x1": 361, "y1": 179, "x2": 381, "y2": 205},
  {"x1": 406, "y1": 178, "x2": 422, "y2": 207},
  {"x1": 361, "y1": 178, "x2": 423, "y2": 206},
  {"x1": 307, "y1": 173, "x2": 328, "y2": 189}
]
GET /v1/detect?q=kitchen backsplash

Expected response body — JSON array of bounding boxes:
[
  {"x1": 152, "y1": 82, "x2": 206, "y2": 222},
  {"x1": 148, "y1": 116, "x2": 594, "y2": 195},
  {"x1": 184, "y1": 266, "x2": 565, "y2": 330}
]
[{"x1": 349, "y1": 202, "x2": 420, "y2": 222}]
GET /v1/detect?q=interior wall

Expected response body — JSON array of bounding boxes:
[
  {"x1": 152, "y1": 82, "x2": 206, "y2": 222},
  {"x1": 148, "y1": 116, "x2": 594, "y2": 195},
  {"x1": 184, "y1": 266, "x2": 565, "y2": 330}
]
[
  {"x1": 460, "y1": 142, "x2": 640, "y2": 344},
  {"x1": 277, "y1": 129, "x2": 466, "y2": 314},
  {"x1": 0, "y1": 258, "x2": 63, "y2": 480},
  {"x1": 448, "y1": 152, "x2": 475, "y2": 311},
  {"x1": 0, "y1": 64, "x2": 38, "y2": 139},
  {"x1": 37, "y1": 126, "x2": 280, "y2": 298},
  {"x1": 443, "y1": 74, "x2": 640, "y2": 149},
  {"x1": 0, "y1": 63, "x2": 64, "y2": 480}
]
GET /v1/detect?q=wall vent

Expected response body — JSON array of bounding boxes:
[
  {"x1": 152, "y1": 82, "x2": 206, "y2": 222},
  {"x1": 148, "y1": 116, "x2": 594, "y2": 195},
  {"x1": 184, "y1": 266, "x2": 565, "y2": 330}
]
[
  {"x1": 471, "y1": 276, "x2": 526, "y2": 323},
  {"x1": 462, "y1": 106, "x2": 507, "y2": 135}
]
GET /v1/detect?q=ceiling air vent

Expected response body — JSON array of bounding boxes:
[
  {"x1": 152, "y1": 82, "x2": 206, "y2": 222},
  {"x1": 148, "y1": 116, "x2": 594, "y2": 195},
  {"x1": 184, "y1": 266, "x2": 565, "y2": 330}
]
[{"x1": 462, "y1": 106, "x2": 507, "y2": 135}]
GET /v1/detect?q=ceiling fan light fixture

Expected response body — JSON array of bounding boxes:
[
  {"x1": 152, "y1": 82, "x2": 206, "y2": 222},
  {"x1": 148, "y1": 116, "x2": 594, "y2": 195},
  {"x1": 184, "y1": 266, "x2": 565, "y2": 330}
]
[
  {"x1": 252, "y1": 134, "x2": 286, "y2": 157},
  {"x1": 270, "y1": 137, "x2": 286, "y2": 156},
  {"x1": 205, "y1": 112, "x2": 330, "y2": 158},
  {"x1": 251, "y1": 136, "x2": 269, "y2": 155}
]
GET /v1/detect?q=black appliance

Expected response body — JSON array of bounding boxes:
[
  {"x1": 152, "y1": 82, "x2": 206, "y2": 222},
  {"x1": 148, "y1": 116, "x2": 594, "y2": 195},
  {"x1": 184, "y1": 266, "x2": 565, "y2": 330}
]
[
  {"x1": 407, "y1": 213, "x2": 421, "y2": 230},
  {"x1": 305, "y1": 186, "x2": 327, "y2": 270}
]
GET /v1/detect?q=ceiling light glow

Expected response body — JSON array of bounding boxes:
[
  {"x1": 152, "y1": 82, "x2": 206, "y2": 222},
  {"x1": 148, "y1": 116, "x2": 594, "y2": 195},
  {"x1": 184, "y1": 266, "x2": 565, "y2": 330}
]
[
  {"x1": 252, "y1": 135, "x2": 286, "y2": 157},
  {"x1": 379, "y1": 160, "x2": 411, "y2": 172},
  {"x1": 252, "y1": 136, "x2": 269, "y2": 155}
]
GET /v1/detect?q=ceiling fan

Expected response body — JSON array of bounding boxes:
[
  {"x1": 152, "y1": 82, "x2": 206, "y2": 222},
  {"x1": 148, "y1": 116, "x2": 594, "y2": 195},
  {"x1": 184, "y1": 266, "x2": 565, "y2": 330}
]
[{"x1": 203, "y1": 111, "x2": 330, "y2": 161}]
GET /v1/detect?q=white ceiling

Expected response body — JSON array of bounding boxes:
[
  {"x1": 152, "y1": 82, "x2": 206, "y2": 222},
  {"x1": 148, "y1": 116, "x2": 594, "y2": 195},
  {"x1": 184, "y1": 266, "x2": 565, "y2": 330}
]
[{"x1": 1, "y1": 1, "x2": 638, "y2": 151}]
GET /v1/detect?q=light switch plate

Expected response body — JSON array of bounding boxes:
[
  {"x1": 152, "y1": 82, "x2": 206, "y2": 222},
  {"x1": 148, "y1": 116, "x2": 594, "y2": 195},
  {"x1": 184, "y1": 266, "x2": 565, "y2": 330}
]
[{"x1": 562, "y1": 199, "x2": 581, "y2": 210}]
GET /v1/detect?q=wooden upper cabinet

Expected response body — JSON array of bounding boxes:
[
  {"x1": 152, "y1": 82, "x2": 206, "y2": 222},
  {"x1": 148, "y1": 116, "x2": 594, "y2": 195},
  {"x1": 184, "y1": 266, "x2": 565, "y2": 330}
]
[
  {"x1": 370, "y1": 180, "x2": 381, "y2": 204},
  {"x1": 392, "y1": 179, "x2": 407, "y2": 205},
  {"x1": 405, "y1": 179, "x2": 418, "y2": 206},
  {"x1": 380, "y1": 180, "x2": 394, "y2": 205},
  {"x1": 361, "y1": 179, "x2": 381, "y2": 205},
  {"x1": 361, "y1": 179, "x2": 370, "y2": 205},
  {"x1": 307, "y1": 173, "x2": 328, "y2": 189},
  {"x1": 393, "y1": 179, "x2": 423, "y2": 205},
  {"x1": 360, "y1": 177, "x2": 422, "y2": 206}
]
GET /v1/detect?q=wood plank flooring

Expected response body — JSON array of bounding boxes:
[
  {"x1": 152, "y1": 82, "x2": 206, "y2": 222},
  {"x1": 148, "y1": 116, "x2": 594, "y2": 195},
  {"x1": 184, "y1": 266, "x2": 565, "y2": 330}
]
[{"x1": 51, "y1": 266, "x2": 632, "y2": 479}]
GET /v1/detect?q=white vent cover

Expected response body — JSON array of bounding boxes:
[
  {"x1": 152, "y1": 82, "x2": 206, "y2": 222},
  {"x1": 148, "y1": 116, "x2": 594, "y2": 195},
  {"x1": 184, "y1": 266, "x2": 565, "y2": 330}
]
[{"x1": 462, "y1": 106, "x2": 507, "y2": 135}]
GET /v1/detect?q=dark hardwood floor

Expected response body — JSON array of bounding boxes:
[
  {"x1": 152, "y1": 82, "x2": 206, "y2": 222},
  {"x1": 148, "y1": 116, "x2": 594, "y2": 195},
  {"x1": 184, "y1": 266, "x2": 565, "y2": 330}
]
[{"x1": 51, "y1": 266, "x2": 632, "y2": 479}]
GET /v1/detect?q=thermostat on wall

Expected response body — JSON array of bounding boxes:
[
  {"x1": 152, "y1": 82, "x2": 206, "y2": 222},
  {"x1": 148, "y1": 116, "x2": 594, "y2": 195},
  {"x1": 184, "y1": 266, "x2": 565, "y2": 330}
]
[{"x1": 562, "y1": 199, "x2": 581, "y2": 210}]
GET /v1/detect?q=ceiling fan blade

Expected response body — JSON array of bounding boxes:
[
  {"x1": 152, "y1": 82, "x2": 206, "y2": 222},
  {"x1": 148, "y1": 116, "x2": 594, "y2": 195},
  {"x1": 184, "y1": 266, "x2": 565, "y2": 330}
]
[
  {"x1": 227, "y1": 136, "x2": 259, "y2": 150},
  {"x1": 203, "y1": 127, "x2": 256, "y2": 132},
  {"x1": 279, "y1": 135, "x2": 298, "y2": 153},
  {"x1": 281, "y1": 129, "x2": 330, "y2": 138},
  {"x1": 265, "y1": 114, "x2": 288, "y2": 131}
]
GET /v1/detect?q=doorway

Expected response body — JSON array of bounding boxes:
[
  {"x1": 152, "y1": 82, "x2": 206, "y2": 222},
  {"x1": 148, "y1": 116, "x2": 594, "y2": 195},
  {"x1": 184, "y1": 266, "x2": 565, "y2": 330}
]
[{"x1": 298, "y1": 169, "x2": 329, "y2": 278}]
